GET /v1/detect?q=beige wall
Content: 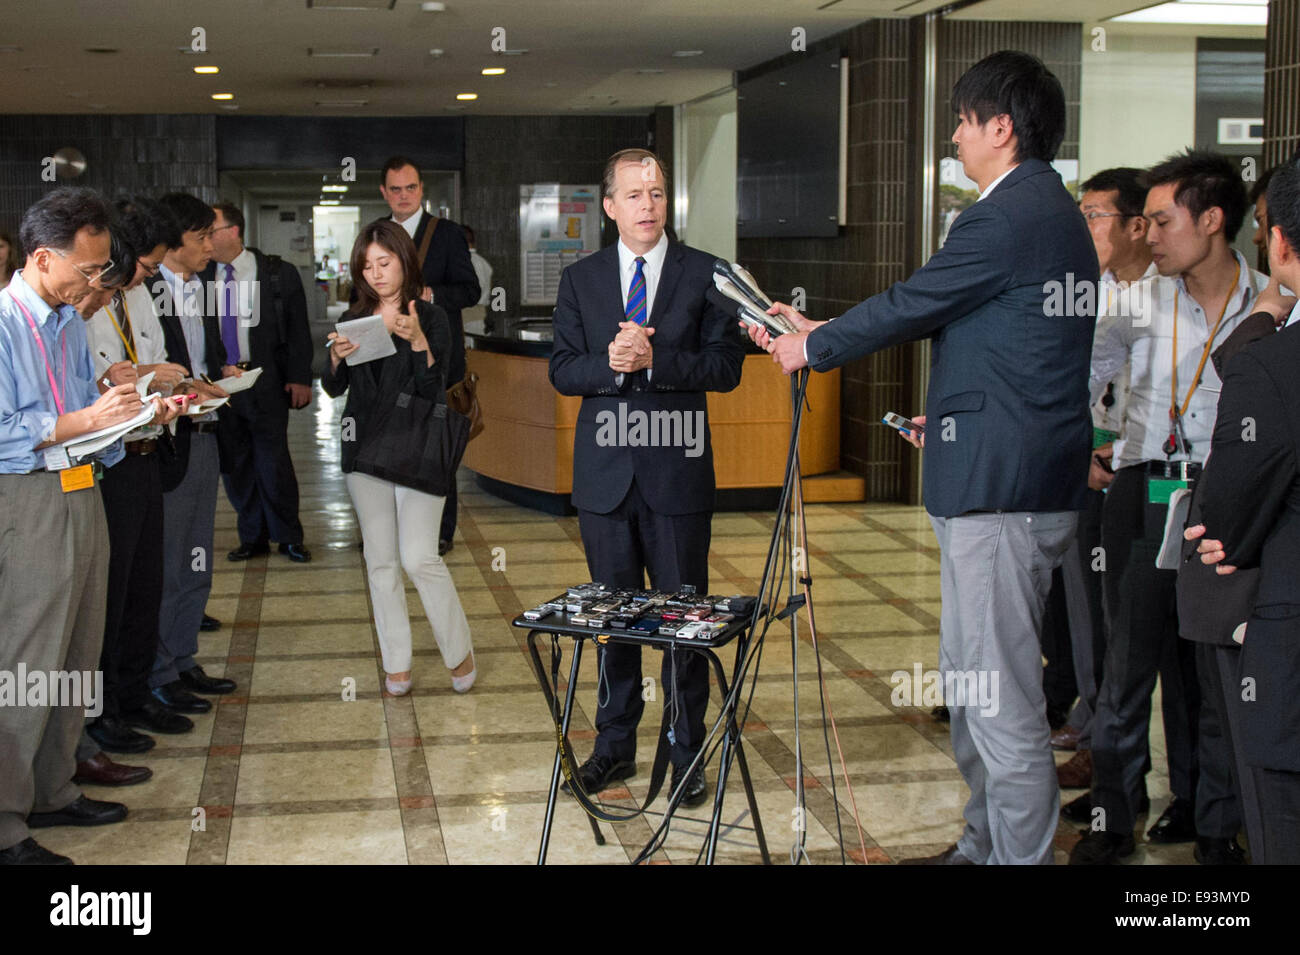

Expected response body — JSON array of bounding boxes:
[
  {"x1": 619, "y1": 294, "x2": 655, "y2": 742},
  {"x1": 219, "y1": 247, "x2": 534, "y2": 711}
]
[
  {"x1": 1080, "y1": 26, "x2": 1198, "y2": 181},
  {"x1": 675, "y1": 89, "x2": 737, "y2": 263}
]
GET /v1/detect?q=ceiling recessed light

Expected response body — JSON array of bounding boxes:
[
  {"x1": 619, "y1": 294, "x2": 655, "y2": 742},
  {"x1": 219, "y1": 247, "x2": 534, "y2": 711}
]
[
  {"x1": 420, "y1": 1, "x2": 446, "y2": 9},
  {"x1": 456, "y1": 92, "x2": 477, "y2": 100},
  {"x1": 319, "y1": 200, "x2": 341, "y2": 206},
  {"x1": 672, "y1": 50, "x2": 704, "y2": 57},
  {"x1": 322, "y1": 185, "x2": 349, "y2": 192},
  {"x1": 194, "y1": 65, "x2": 219, "y2": 74},
  {"x1": 429, "y1": 48, "x2": 444, "y2": 57},
  {"x1": 481, "y1": 67, "x2": 505, "y2": 76},
  {"x1": 1110, "y1": 1, "x2": 1267, "y2": 26},
  {"x1": 211, "y1": 92, "x2": 234, "y2": 100}
]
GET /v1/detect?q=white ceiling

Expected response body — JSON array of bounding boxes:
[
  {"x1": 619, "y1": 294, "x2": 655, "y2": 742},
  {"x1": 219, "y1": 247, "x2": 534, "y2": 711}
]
[{"x1": 1, "y1": 0, "x2": 1236, "y2": 116}]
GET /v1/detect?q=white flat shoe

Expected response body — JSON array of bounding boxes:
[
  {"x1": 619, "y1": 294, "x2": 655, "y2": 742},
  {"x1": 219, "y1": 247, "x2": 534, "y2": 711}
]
[
  {"x1": 451, "y1": 657, "x2": 476, "y2": 694},
  {"x1": 385, "y1": 675, "x2": 412, "y2": 696}
]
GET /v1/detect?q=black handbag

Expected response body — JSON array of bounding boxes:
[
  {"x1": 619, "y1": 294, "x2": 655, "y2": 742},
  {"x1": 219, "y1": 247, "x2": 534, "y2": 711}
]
[
  {"x1": 1176, "y1": 486, "x2": 1260, "y2": 646},
  {"x1": 353, "y1": 388, "x2": 470, "y2": 497}
]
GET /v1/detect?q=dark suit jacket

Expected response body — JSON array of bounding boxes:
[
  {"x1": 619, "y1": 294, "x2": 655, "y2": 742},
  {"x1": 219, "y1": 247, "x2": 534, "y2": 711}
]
[
  {"x1": 363, "y1": 211, "x2": 477, "y2": 386},
  {"x1": 320, "y1": 300, "x2": 453, "y2": 474},
  {"x1": 549, "y1": 241, "x2": 744, "y2": 515},
  {"x1": 1200, "y1": 321, "x2": 1300, "y2": 771},
  {"x1": 805, "y1": 159, "x2": 1098, "y2": 518},
  {"x1": 199, "y1": 249, "x2": 313, "y2": 421},
  {"x1": 148, "y1": 273, "x2": 227, "y2": 492},
  {"x1": 1176, "y1": 311, "x2": 1276, "y2": 647}
]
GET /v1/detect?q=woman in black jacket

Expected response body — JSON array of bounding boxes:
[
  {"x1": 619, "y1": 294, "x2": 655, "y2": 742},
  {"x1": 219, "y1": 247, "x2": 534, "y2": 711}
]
[{"x1": 324, "y1": 221, "x2": 475, "y2": 696}]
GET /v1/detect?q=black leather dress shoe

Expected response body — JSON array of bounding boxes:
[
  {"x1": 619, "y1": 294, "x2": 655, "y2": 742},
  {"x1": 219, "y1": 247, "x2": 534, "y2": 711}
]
[
  {"x1": 1147, "y1": 796, "x2": 1196, "y2": 844},
  {"x1": 1061, "y1": 786, "x2": 1150, "y2": 824},
  {"x1": 899, "y1": 844, "x2": 976, "y2": 865},
  {"x1": 86, "y1": 715, "x2": 155, "y2": 754},
  {"x1": 150, "y1": 681, "x2": 212, "y2": 714},
  {"x1": 27, "y1": 795, "x2": 127, "y2": 829},
  {"x1": 1194, "y1": 836, "x2": 1246, "y2": 865},
  {"x1": 199, "y1": 614, "x2": 221, "y2": 631},
  {"x1": 122, "y1": 698, "x2": 195, "y2": 734},
  {"x1": 671, "y1": 762, "x2": 709, "y2": 808},
  {"x1": 179, "y1": 665, "x2": 236, "y2": 695},
  {"x1": 931, "y1": 705, "x2": 949, "y2": 722},
  {"x1": 1069, "y1": 829, "x2": 1136, "y2": 865},
  {"x1": 438, "y1": 539, "x2": 453, "y2": 556},
  {"x1": 278, "y1": 542, "x2": 312, "y2": 563},
  {"x1": 0, "y1": 837, "x2": 73, "y2": 865},
  {"x1": 562, "y1": 754, "x2": 635, "y2": 795},
  {"x1": 227, "y1": 540, "x2": 270, "y2": 561}
]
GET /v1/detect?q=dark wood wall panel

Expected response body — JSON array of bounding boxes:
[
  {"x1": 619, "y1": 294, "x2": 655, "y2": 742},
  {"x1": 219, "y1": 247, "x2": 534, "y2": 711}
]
[{"x1": 1265, "y1": 0, "x2": 1300, "y2": 166}]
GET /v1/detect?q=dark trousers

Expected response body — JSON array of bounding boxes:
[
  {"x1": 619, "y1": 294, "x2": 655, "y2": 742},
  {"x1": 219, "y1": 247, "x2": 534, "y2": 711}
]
[
  {"x1": 1194, "y1": 641, "x2": 1247, "y2": 840},
  {"x1": 1040, "y1": 567, "x2": 1077, "y2": 717},
  {"x1": 220, "y1": 396, "x2": 303, "y2": 546},
  {"x1": 578, "y1": 479, "x2": 711, "y2": 767},
  {"x1": 1090, "y1": 465, "x2": 1201, "y2": 836},
  {"x1": 98, "y1": 452, "x2": 165, "y2": 717},
  {"x1": 1251, "y1": 767, "x2": 1300, "y2": 863},
  {"x1": 1062, "y1": 489, "x2": 1109, "y2": 747}
]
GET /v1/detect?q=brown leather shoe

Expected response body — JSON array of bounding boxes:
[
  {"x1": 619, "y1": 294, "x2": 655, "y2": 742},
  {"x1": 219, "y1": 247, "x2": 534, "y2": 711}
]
[
  {"x1": 898, "y1": 844, "x2": 975, "y2": 865},
  {"x1": 1057, "y1": 749, "x2": 1092, "y2": 788},
  {"x1": 73, "y1": 752, "x2": 153, "y2": 787},
  {"x1": 1050, "y1": 724, "x2": 1082, "y2": 751}
]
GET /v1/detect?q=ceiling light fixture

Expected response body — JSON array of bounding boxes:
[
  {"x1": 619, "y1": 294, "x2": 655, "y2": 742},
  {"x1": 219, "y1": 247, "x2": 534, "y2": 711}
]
[
  {"x1": 482, "y1": 67, "x2": 505, "y2": 75},
  {"x1": 456, "y1": 92, "x2": 477, "y2": 100},
  {"x1": 420, "y1": 1, "x2": 446, "y2": 9},
  {"x1": 211, "y1": 92, "x2": 234, "y2": 100},
  {"x1": 322, "y1": 185, "x2": 349, "y2": 192},
  {"x1": 1110, "y1": 0, "x2": 1267, "y2": 25},
  {"x1": 194, "y1": 65, "x2": 220, "y2": 74}
]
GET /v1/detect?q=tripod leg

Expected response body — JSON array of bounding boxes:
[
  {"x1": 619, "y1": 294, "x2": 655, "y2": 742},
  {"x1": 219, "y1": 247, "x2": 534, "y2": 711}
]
[{"x1": 732, "y1": 739, "x2": 771, "y2": 865}]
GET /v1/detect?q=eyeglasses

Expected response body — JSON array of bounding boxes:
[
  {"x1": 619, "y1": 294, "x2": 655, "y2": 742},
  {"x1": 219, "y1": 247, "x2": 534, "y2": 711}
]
[
  {"x1": 210, "y1": 224, "x2": 239, "y2": 234},
  {"x1": 138, "y1": 260, "x2": 162, "y2": 277},
  {"x1": 1082, "y1": 211, "x2": 1126, "y2": 222},
  {"x1": 46, "y1": 247, "x2": 114, "y2": 284}
]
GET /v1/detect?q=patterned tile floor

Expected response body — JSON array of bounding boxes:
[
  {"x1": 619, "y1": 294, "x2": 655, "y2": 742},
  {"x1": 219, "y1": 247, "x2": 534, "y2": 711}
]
[{"x1": 45, "y1": 385, "x2": 1196, "y2": 865}]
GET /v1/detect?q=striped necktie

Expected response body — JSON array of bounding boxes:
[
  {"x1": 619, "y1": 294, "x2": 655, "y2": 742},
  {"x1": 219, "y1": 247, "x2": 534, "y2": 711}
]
[{"x1": 625, "y1": 256, "x2": 647, "y2": 326}]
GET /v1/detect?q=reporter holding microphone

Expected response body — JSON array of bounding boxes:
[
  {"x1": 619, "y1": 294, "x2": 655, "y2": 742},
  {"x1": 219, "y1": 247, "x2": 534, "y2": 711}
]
[{"x1": 324, "y1": 221, "x2": 475, "y2": 698}]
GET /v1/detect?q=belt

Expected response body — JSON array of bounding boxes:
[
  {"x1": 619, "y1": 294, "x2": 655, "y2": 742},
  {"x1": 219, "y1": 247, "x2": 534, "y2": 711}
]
[
  {"x1": 1136, "y1": 460, "x2": 1202, "y2": 481},
  {"x1": 124, "y1": 438, "x2": 158, "y2": 456},
  {"x1": 37, "y1": 461, "x2": 103, "y2": 479},
  {"x1": 192, "y1": 421, "x2": 219, "y2": 434}
]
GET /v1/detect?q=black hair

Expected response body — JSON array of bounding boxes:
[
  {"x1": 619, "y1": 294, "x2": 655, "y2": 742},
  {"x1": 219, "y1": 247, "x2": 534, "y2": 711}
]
[
  {"x1": 113, "y1": 196, "x2": 181, "y2": 256},
  {"x1": 212, "y1": 200, "x2": 244, "y2": 240},
  {"x1": 951, "y1": 50, "x2": 1066, "y2": 163},
  {"x1": 156, "y1": 192, "x2": 216, "y2": 234},
  {"x1": 1079, "y1": 167, "x2": 1147, "y2": 219},
  {"x1": 1142, "y1": 149, "x2": 1249, "y2": 241},
  {"x1": 381, "y1": 155, "x2": 422, "y2": 184},
  {"x1": 1266, "y1": 152, "x2": 1300, "y2": 255},
  {"x1": 1249, "y1": 165, "x2": 1276, "y2": 205},
  {"x1": 17, "y1": 186, "x2": 111, "y2": 257},
  {"x1": 98, "y1": 227, "x2": 138, "y2": 289},
  {"x1": 462, "y1": 225, "x2": 476, "y2": 245}
]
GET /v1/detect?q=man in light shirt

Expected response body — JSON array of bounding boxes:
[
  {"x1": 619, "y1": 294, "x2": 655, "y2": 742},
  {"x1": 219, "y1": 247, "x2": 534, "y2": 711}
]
[{"x1": 1073, "y1": 150, "x2": 1268, "y2": 865}]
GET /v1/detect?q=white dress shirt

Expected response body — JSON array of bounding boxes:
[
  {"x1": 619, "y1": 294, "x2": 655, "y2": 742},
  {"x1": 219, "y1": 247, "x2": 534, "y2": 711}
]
[
  {"x1": 613, "y1": 232, "x2": 668, "y2": 386},
  {"x1": 1091, "y1": 262, "x2": 1159, "y2": 436},
  {"x1": 469, "y1": 249, "x2": 493, "y2": 306},
  {"x1": 978, "y1": 166, "x2": 1017, "y2": 201},
  {"x1": 158, "y1": 263, "x2": 219, "y2": 422},
  {"x1": 393, "y1": 210, "x2": 422, "y2": 241},
  {"x1": 1089, "y1": 250, "x2": 1267, "y2": 469},
  {"x1": 86, "y1": 284, "x2": 171, "y2": 441}
]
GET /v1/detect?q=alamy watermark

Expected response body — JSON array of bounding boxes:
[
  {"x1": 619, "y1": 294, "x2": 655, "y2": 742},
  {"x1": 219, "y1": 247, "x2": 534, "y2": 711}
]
[
  {"x1": 890, "y1": 663, "x2": 1000, "y2": 717},
  {"x1": 0, "y1": 666, "x2": 103, "y2": 717},
  {"x1": 595, "y1": 403, "x2": 706, "y2": 459}
]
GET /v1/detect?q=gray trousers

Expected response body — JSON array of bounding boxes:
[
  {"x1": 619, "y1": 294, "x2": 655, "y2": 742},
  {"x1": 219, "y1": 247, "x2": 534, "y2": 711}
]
[
  {"x1": 931, "y1": 510, "x2": 1078, "y2": 865},
  {"x1": 153, "y1": 433, "x2": 219, "y2": 688},
  {"x1": 0, "y1": 472, "x2": 109, "y2": 850}
]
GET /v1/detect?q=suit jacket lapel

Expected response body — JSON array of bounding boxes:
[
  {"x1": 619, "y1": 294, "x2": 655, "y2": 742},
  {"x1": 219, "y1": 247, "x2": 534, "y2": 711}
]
[
  {"x1": 647, "y1": 242, "x2": 683, "y2": 329},
  {"x1": 599, "y1": 244, "x2": 625, "y2": 338}
]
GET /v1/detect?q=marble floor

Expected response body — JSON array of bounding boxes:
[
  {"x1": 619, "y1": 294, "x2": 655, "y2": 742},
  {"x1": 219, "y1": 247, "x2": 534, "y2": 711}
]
[{"x1": 46, "y1": 384, "x2": 1197, "y2": 865}]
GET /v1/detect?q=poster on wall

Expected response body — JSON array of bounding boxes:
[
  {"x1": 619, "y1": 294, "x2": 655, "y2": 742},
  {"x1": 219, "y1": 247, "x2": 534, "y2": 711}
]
[
  {"x1": 519, "y1": 183, "x2": 601, "y2": 305},
  {"x1": 937, "y1": 157, "x2": 1079, "y2": 248}
]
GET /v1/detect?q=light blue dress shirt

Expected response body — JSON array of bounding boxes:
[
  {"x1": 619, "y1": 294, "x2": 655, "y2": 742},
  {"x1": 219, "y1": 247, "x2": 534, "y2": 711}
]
[{"x1": 0, "y1": 270, "x2": 124, "y2": 472}]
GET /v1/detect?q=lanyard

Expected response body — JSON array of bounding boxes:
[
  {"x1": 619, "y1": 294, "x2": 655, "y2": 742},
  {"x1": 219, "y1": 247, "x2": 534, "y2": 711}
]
[
  {"x1": 10, "y1": 293, "x2": 69, "y2": 415},
  {"x1": 104, "y1": 298, "x2": 138, "y2": 364},
  {"x1": 1170, "y1": 260, "x2": 1240, "y2": 422}
]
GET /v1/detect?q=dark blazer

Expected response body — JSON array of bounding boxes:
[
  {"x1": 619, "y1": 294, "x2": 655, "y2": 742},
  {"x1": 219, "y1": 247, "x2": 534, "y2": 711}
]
[
  {"x1": 363, "y1": 211, "x2": 477, "y2": 386},
  {"x1": 1199, "y1": 321, "x2": 1300, "y2": 771},
  {"x1": 198, "y1": 248, "x2": 313, "y2": 420},
  {"x1": 1175, "y1": 310, "x2": 1277, "y2": 647},
  {"x1": 549, "y1": 240, "x2": 744, "y2": 515},
  {"x1": 805, "y1": 159, "x2": 1098, "y2": 518},
  {"x1": 149, "y1": 274, "x2": 227, "y2": 492},
  {"x1": 320, "y1": 300, "x2": 452, "y2": 474}
]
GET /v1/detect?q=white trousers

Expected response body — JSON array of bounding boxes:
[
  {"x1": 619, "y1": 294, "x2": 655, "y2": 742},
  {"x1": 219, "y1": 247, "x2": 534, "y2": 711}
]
[{"x1": 346, "y1": 471, "x2": 472, "y2": 675}]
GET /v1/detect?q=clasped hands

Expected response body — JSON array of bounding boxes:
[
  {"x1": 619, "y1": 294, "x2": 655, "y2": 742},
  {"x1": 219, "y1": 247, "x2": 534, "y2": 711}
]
[{"x1": 609, "y1": 321, "x2": 654, "y2": 374}]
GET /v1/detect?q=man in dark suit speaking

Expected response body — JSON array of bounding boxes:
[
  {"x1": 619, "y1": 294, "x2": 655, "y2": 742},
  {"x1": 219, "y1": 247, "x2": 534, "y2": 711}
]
[
  {"x1": 750, "y1": 52, "x2": 1098, "y2": 864},
  {"x1": 550, "y1": 148, "x2": 743, "y2": 806}
]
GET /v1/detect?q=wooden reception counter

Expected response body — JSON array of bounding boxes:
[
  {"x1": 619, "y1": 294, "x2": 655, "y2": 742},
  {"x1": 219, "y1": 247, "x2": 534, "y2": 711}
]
[{"x1": 461, "y1": 318, "x2": 864, "y2": 512}]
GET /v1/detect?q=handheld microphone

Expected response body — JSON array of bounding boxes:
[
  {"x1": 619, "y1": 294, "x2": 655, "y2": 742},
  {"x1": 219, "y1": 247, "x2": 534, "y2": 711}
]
[
  {"x1": 712, "y1": 259, "x2": 772, "y2": 314},
  {"x1": 706, "y1": 286, "x2": 785, "y2": 337}
]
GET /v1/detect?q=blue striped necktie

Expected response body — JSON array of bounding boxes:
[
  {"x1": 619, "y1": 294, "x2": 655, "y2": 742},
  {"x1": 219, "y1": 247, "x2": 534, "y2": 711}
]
[{"x1": 626, "y1": 256, "x2": 647, "y2": 325}]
